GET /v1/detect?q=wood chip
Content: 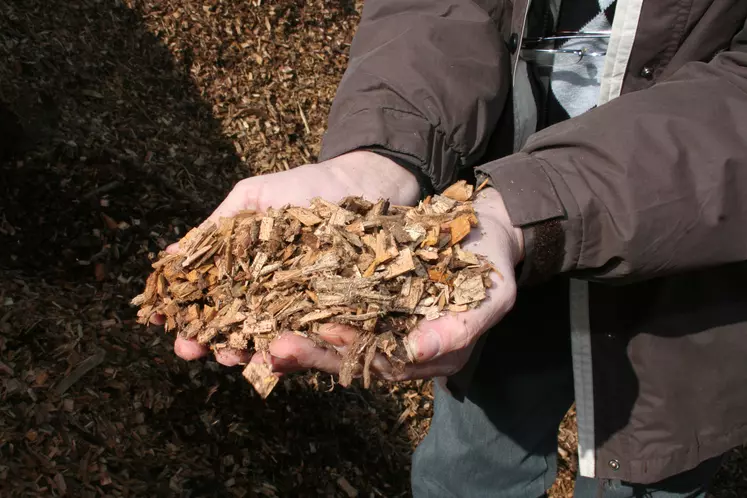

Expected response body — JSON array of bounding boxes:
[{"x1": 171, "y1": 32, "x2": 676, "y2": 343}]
[
  {"x1": 259, "y1": 217, "x2": 274, "y2": 241},
  {"x1": 441, "y1": 180, "x2": 474, "y2": 201},
  {"x1": 453, "y1": 273, "x2": 486, "y2": 305},
  {"x1": 385, "y1": 248, "x2": 415, "y2": 280},
  {"x1": 447, "y1": 215, "x2": 472, "y2": 247},
  {"x1": 337, "y1": 477, "x2": 359, "y2": 498},
  {"x1": 242, "y1": 363, "x2": 278, "y2": 399},
  {"x1": 287, "y1": 207, "x2": 322, "y2": 226},
  {"x1": 53, "y1": 349, "x2": 106, "y2": 395}
]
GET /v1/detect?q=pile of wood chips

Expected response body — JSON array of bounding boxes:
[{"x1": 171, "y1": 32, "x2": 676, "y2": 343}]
[{"x1": 132, "y1": 180, "x2": 497, "y2": 398}]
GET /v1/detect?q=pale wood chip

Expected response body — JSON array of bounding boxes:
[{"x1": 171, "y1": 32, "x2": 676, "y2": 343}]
[
  {"x1": 400, "y1": 276, "x2": 412, "y2": 296},
  {"x1": 317, "y1": 292, "x2": 346, "y2": 306},
  {"x1": 454, "y1": 244, "x2": 480, "y2": 266},
  {"x1": 298, "y1": 309, "x2": 337, "y2": 325},
  {"x1": 228, "y1": 331, "x2": 249, "y2": 350},
  {"x1": 250, "y1": 252, "x2": 268, "y2": 280},
  {"x1": 301, "y1": 251, "x2": 340, "y2": 275},
  {"x1": 366, "y1": 199, "x2": 389, "y2": 219},
  {"x1": 242, "y1": 363, "x2": 278, "y2": 399},
  {"x1": 374, "y1": 229, "x2": 398, "y2": 263},
  {"x1": 363, "y1": 303, "x2": 380, "y2": 332},
  {"x1": 452, "y1": 273, "x2": 486, "y2": 305},
  {"x1": 404, "y1": 223, "x2": 427, "y2": 242},
  {"x1": 197, "y1": 327, "x2": 218, "y2": 344},
  {"x1": 414, "y1": 305, "x2": 442, "y2": 320},
  {"x1": 335, "y1": 311, "x2": 381, "y2": 321},
  {"x1": 415, "y1": 249, "x2": 439, "y2": 262},
  {"x1": 385, "y1": 248, "x2": 415, "y2": 280},
  {"x1": 313, "y1": 276, "x2": 378, "y2": 294},
  {"x1": 185, "y1": 304, "x2": 200, "y2": 322},
  {"x1": 259, "y1": 217, "x2": 274, "y2": 241},
  {"x1": 362, "y1": 340, "x2": 378, "y2": 389},
  {"x1": 287, "y1": 207, "x2": 323, "y2": 226},
  {"x1": 430, "y1": 195, "x2": 457, "y2": 214},
  {"x1": 273, "y1": 268, "x2": 304, "y2": 283},
  {"x1": 395, "y1": 277, "x2": 425, "y2": 312},
  {"x1": 377, "y1": 331, "x2": 398, "y2": 357},
  {"x1": 243, "y1": 319, "x2": 276, "y2": 335},
  {"x1": 442, "y1": 180, "x2": 474, "y2": 201},
  {"x1": 275, "y1": 299, "x2": 313, "y2": 321},
  {"x1": 181, "y1": 244, "x2": 212, "y2": 268},
  {"x1": 329, "y1": 206, "x2": 356, "y2": 226},
  {"x1": 258, "y1": 262, "x2": 283, "y2": 276}
]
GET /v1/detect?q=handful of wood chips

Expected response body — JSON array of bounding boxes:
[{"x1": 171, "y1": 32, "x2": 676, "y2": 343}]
[{"x1": 132, "y1": 180, "x2": 497, "y2": 398}]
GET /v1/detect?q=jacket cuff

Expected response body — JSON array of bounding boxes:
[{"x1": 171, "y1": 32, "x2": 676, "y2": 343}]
[
  {"x1": 475, "y1": 153, "x2": 583, "y2": 285},
  {"x1": 318, "y1": 107, "x2": 461, "y2": 193}
]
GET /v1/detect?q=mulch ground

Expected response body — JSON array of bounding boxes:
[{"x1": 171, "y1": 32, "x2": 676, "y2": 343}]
[{"x1": 0, "y1": 1, "x2": 744, "y2": 497}]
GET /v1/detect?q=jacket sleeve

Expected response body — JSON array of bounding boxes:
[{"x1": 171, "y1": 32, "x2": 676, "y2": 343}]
[
  {"x1": 317, "y1": 0, "x2": 511, "y2": 193},
  {"x1": 476, "y1": 19, "x2": 747, "y2": 284}
]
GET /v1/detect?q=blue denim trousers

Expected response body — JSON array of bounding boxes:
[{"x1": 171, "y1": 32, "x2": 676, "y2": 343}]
[{"x1": 409, "y1": 305, "x2": 722, "y2": 498}]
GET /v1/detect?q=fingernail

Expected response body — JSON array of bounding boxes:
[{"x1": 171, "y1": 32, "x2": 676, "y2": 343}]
[
  {"x1": 408, "y1": 331, "x2": 441, "y2": 362},
  {"x1": 317, "y1": 324, "x2": 347, "y2": 346},
  {"x1": 317, "y1": 323, "x2": 334, "y2": 336}
]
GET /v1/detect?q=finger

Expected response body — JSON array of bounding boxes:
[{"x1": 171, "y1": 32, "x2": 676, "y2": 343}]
[
  {"x1": 214, "y1": 347, "x2": 251, "y2": 366},
  {"x1": 366, "y1": 352, "x2": 400, "y2": 381},
  {"x1": 267, "y1": 332, "x2": 343, "y2": 374},
  {"x1": 405, "y1": 270, "x2": 516, "y2": 364},
  {"x1": 150, "y1": 314, "x2": 165, "y2": 325},
  {"x1": 403, "y1": 313, "x2": 468, "y2": 364},
  {"x1": 316, "y1": 323, "x2": 359, "y2": 347},
  {"x1": 398, "y1": 350, "x2": 470, "y2": 380},
  {"x1": 174, "y1": 336, "x2": 210, "y2": 360},
  {"x1": 207, "y1": 182, "x2": 259, "y2": 223},
  {"x1": 316, "y1": 324, "x2": 404, "y2": 381}
]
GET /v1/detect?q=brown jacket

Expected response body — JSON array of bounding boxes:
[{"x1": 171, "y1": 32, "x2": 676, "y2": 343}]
[{"x1": 318, "y1": 0, "x2": 747, "y2": 485}]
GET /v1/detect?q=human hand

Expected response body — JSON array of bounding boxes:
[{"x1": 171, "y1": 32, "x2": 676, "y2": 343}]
[
  {"x1": 265, "y1": 186, "x2": 524, "y2": 381},
  {"x1": 156, "y1": 151, "x2": 421, "y2": 365}
]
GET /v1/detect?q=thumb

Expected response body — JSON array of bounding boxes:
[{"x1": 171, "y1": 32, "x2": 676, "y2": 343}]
[
  {"x1": 404, "y1": 268, "x2": 517, "y2": 363},
  {"x1": 405, "y1": 314, "x2": 474, "y2": 363}
]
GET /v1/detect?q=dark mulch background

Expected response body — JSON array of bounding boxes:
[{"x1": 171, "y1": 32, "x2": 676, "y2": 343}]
[{"x1": 0, "y1": 1, "x2": 744, "y2": 497}]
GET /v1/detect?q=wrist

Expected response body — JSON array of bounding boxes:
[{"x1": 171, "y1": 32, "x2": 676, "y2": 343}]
[
  {"x1": 475, "y1": 187, "x2": 525, "y2": 266},
  {"x1": 321, "y1": 151, "x2": 421, "y2": 206}
]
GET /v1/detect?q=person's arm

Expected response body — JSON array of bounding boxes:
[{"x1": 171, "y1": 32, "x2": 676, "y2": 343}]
[
  {"x1": 476, "y1": 19, "x2": 747, "y2": 285},
  {"x1": 318, "y1": 0, "x2": 512, "y2": 194}
]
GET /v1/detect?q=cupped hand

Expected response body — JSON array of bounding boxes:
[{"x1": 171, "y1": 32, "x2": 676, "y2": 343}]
[
  {"x1": 264, "y1": 186, "x2": 525, "y2": 381},
  {"x1": 158, "y1": 151, "x2": 421, "y2": 365}
]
